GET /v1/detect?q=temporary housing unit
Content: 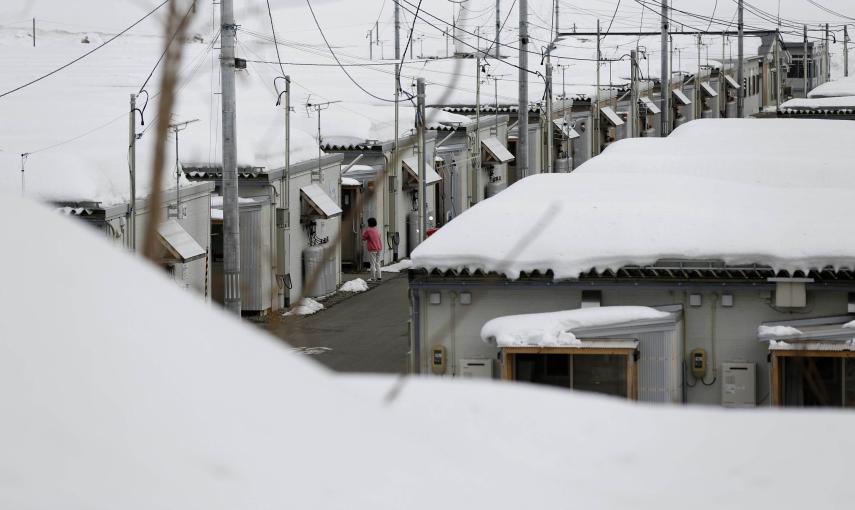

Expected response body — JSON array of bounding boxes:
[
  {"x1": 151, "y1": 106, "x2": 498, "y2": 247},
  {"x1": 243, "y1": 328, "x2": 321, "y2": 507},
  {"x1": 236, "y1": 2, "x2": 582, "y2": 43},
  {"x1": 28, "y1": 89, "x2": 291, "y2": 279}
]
[
  {"x1": 323, "y1": 131, "x2": 438, "y2": 263},
  {"x1": 408, "y1": 118, "x2": 855, "y2": 408},
  {"x1": 428, "y1": 114, "x2": 512, "y2": 223},
  {"x1": 184, "y1": 154, "x2": 343, "y2": 311},
  {"x1": 56, "y1": 181, "x2": 214, "y2": 298}
]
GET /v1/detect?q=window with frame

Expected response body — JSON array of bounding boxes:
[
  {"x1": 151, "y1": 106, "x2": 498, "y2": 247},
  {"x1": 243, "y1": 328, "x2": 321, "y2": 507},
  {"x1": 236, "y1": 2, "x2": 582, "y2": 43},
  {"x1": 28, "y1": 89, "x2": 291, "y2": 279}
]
[{"x1": 772, "y1": 352, "x2": 855, "y2": 407}]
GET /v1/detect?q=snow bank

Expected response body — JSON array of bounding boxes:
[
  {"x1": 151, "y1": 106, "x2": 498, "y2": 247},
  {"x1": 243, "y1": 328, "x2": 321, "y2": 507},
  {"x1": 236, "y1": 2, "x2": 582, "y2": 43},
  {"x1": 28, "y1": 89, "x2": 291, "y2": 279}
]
[
  {"x1": 781, "y1": 95, "x2": 855, "y2": 110},
  {"x1": 285, "y1": 297, "x2": 324, "y2": 316},
  {"x1": 382, "y1": 259, "x2": 413, "y2": 273},
  {"x1": 339, "y1": 278, "x2": 369, "y2": 293},
  {"x1": 481, "y1": 306, "x2": 671, "y2": 347},
  {"x1": 412, "y1": 119, "x2": 855, "y2": 279}
]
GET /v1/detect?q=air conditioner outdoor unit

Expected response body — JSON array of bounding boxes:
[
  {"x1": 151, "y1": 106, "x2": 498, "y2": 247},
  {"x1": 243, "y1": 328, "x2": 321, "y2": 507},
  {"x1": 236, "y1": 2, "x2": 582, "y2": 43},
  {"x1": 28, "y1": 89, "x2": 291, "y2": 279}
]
[{"x1": 721, "y1": 362, "x2": 756, "y2": 408}]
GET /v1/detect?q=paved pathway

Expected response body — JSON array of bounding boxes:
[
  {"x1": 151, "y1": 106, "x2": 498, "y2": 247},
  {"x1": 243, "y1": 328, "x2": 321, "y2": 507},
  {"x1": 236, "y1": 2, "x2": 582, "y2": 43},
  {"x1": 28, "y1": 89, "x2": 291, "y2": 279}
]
[{"x1": 262, "y1": 273, "x2": 410, "y2": 374}]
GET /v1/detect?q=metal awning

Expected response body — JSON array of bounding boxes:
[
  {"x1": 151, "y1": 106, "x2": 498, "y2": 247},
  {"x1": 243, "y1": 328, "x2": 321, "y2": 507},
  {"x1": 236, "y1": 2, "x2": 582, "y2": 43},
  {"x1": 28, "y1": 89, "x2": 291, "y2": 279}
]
[
  {"x1": 639, "y1": 96, "x2": 661, "y2": 114},
  {"x1": 599, "y1": 106, "x2": 625, "y2": 126},
  {"x1": 672, "y1": 89, "x2": 692, "y2": 105},
  {"x1": 552, "y1": 119, "x2": 581, "y2": 139},
  {"x1": 402, "y1": 155, "x2": 442, "y2": 185},
  {"x1": 481, "y1": 136, "x2": 515, "y2": 163},
  {"x1": 700, "y1": 81, "x2": 719, "y2": 97},
  {"x1": 300, "y1": 183, "x2": 343, "y2": 219},
  {"x1": 724, "y1": 75, "x2": 741, "y2": 89},
  {"x1": 157, "y1": 219, "x2": 206, "y2": 263}
]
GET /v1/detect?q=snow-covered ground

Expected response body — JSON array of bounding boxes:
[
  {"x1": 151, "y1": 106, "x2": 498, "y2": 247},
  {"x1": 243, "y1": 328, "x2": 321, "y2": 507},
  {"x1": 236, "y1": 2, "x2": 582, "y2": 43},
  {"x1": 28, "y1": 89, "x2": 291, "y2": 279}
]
[
  {"x1": 339, "y1": 277, "x2": 369, "y2": 293},
  {"x1": 4, "y1": 189, "x2": 855, "y2": 508},
  {"x1": 284, "y1": 297, "x2": 324, "y2": 316}
]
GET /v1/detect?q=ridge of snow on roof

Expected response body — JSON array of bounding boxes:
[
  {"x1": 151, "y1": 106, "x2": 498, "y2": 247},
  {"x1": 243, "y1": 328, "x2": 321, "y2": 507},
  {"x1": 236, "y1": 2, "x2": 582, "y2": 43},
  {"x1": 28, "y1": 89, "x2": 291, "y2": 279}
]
[
  {"x1": 481, "y1": 306, "x2": 671, "y2": 347},
  {"x1": 808, "y1": 75, "x2": 855, "y2": 98},
  {"x1": 411, "y1": 119, "x2": 855, "y2": 279}
]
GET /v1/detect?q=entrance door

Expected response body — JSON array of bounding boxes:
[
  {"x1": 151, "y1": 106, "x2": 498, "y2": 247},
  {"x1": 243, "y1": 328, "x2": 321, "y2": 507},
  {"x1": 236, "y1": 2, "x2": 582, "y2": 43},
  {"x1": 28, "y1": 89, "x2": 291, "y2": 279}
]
[{"x1": 340, "y1": 187, "x2": 361, "y2": 270}]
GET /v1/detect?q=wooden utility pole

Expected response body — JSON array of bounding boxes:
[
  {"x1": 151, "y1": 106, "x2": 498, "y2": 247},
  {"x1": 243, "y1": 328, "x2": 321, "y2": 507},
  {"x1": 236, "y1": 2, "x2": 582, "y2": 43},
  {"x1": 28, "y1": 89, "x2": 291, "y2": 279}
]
[
  {"x1": 128, "y1": 93, "x2": 138, "y2": 251},
  {"x1": 660, "y1": 0, "x2": 670, "y2": 136},
  {"x1": 221, "y1": 0, "x2": 241, "y2": 314},
  {"x1": 845, "y1": 25, "x2": 850, "y2": 77}
]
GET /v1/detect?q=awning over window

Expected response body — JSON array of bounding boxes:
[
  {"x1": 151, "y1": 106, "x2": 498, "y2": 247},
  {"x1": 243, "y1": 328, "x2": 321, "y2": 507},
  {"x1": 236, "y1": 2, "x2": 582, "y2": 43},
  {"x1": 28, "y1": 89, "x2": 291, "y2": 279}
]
[
  {"x1": 402, "y1": 155, "x2": 442, "y2": 185},
  {"x1": 639, "y1": 96, "x2": 661, "y2": 114},
  {"x1": 700, "y1": 81, "x2": 719, "y2": 97},
  {"x1": 157, "y1": 219, "x2": 206, "y2": 263},
  {"x1": 724, "y1": 75, "x2": 741, "y2": 90},
  {"x1": 501, "y1": 339, "x2": 639, "y2": 351},
  {"x1": 481, "y1": 136, "x2": 515, "y2": 163},
  {"x1": 552, "y1": 119, "x2": 581, "y2": 139},
  {"x1": 300, "y1": 183, "x2": 343, "y2": 219},
  {"x1": 599, "y1": 106, "x2": 625, "y2": 126},
  {"x1": 672, "y1": 89, "x2": 692, "y2": 105}
]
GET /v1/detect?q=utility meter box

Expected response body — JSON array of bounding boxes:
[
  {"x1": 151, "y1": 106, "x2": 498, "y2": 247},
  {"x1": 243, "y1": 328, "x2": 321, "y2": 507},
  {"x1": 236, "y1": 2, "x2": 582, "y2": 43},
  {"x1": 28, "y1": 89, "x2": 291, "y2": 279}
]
[
  {"x1": 459, "y1": 358, "x2": 493, "y2": 379},
  {"x1": 721, "y1": 362, "x2": 756, "y2": 408}
]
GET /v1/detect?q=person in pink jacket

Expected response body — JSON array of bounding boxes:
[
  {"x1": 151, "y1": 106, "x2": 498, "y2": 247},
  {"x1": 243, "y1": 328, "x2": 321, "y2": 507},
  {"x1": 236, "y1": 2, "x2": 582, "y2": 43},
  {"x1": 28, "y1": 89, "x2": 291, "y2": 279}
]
[{"x1": 362, "y1": 217, "x2": 383, "y2": 281}]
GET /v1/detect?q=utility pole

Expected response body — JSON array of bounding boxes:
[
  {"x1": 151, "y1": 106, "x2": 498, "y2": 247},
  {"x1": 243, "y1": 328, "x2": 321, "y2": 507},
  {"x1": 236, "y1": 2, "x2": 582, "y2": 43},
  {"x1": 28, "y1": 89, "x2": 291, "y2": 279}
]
[
  {"x1": 696, "y1": 34, "x2": 702, "y2": 119},
  {"x1": 595, "y1": 19, "x2": 601, "y2": 154},
  {"x1": 367, "y1": 29, "x2": 373, "y2": 60},
  {"x1": 495, "y1": 0, "x2": 501, "y2": 59},
  {"x1": 554, "y1": 1, "x2": 560, "y2": 39},
  {"x1": 631, "y1": 49, "x2": 639, "y2": 138},
  {"x1": 825, "y1": 23, "x2": 830, "y2": 83},
  {"x1": 168, "y1": 119, "x2": 199, "y2": 219},
  {"x1": 220, "y1": 0, "x2": 241, "y2": 315},
  {"x1": 545, "y1": 62, "x2": 553, "y2": 172},
  {"x1": 737, "y1": 0, "x2": 744, "y2": 118},
  {"x1": 375, "y1": 20, "x2": 379, "y2": 45},
  {"x1": 475, "y1": 57, "x2": 482, "y2": 201},
  {"x1": 128, "y1": 93, "x2": 138, "y2": 251},
  {"x1": 660, "y1": 0, "x2": 670, "y2": 136},
  {"x1": 32, "y1": 18, "x2": 35, "y2": 47},
  {"x1": 410, "y1": 29, "x2": 414, "y2": 59},
  {"x1": 517, "y1": 0, "x2": 529, "y2": 177},
  {"x1": 845, "y1": 25, "x2": 850, "y2": 77},
  {"x1": 774, "y1": 31, "x2": 781, "y2": 108},
  {"x1": 804, "y1": 25, "x2": 809, "y2": 97},
  {"x1": 20, "y1": 153, "x2": 27, "y2": 196},
  {"x1": 416, "y1": 78, "x2": 426, "y2": 243},
  {"x1": 393, "y1": 0, "x2": 400, "y2": 246}
]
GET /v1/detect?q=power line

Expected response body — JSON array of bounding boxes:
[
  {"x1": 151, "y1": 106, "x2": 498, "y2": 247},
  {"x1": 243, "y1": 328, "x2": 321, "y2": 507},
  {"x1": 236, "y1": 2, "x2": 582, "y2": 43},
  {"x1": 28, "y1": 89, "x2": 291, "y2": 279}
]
[
  {"x1": 265, "y1": 0, "x2": 287, "y2": 78},
  {"x1": 0, "y1": 0, "x2": 170, "y2": 100},
  {"x1": 305, "y1": 0, "x2": 397, "y2": 103},
  {"x1": 138, "y1": 0, "x2": 197, "y2": 94}
]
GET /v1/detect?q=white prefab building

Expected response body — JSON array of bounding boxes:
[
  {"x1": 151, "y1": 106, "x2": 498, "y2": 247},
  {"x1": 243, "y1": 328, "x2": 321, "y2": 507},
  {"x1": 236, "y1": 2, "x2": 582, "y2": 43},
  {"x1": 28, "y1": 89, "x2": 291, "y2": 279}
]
[
  {"x1": 409, "y1": 119, "x2": 855, "y2": 408},
  {"x1": 56, "y1": 181, "x2": 215, "y2": 298},
  {"x1": 184, "y1": 154, "x2": 343, "y2": 312}
]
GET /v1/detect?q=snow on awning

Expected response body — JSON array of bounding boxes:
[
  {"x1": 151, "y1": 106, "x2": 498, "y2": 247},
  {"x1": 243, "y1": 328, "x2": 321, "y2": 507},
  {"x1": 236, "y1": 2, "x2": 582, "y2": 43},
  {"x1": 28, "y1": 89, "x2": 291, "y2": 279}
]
[
  {"x1": 639, "y1": 96, "x2": 661, "y2": 114},
  {"x1": 700, "y1": 82, "x2": 719, "y2": 97},
  {"x1": 672, "y1": 89, "x2": 692, "y2": 105},
  {"x1": 553, "y1": 119, "x2": 581, "y2": 139},
  {"x1": 724, "y1": 75, "x2": 741, "y2": 90},
  {"x1": 300, "y1": 184, "x2": 342, "y2": 219},
  {"x1": 157, "y1": 219, "x2": 206, "y2": 263},
  {"x1": 481, "y1": 136, "x2": 515, "y2": 163},
  {"x1": 599, "y1": 106, "x2": 625, "y2": 126},
  {"x1": 480, "y1": 306, "x2": 671, "y2": 348},
  {"x1": 758, "y1": 316, "x2": 855, "y2": 350},
  {"x1": 402, "y1": 155, "x2": 442, "y2": 185},
  {"x1": 341, "y1": 176, "x2": 362, "y2": 187}
]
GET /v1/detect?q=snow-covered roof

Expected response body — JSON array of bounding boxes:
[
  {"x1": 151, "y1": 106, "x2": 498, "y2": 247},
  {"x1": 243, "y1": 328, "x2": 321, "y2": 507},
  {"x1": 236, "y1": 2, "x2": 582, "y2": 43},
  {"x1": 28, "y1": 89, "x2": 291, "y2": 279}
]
[
  {"x1": 808, "y1": 75, "x2": 855, "y2": 98},
  {"x1": 412, "y1": 119, "x2": 855, "y2": 279},
  {"x1": 7, "y1": 189, "x2": 855, "y2": 508},
  {"x1": 780, "y1": 95, "x2": 855, "y2": 112},
  {"x1": 481, "y1": 306, "x2": 672, "y2": 348}
]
